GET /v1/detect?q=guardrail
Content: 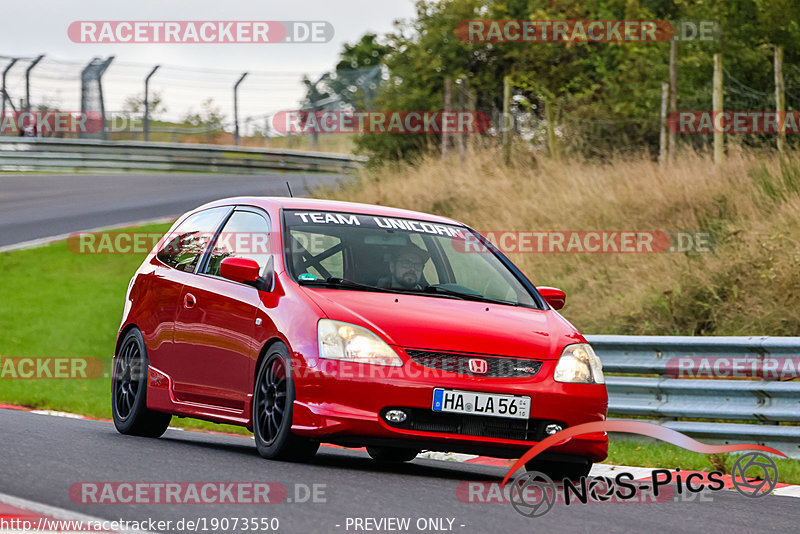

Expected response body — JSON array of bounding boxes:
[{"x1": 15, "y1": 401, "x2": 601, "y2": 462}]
[
  {"x1": 0, "y1": 137, "x2": 365, "y2": 174},
  {"x1": 586, "y1": 335, "x2": 800, "y2": 458}
]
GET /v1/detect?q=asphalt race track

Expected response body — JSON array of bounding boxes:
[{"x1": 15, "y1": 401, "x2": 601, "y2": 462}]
[
  {"x1": 0, "y1": 409, "x2": 794, "y2": 533},
  {"x1": 0, "y1": 173, "x2": 796, "y2": 533},
  {"x1": 0, "y1": 172, "x2": 343, "y2": 248}
]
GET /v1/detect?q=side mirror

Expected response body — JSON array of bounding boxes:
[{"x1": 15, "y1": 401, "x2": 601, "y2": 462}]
[
  {"x1": 220, "y1": 257, "x2": 261, "y2": 284},
  {"x1": 538, "y1": 286, "x2": 566, "y2": 310}
]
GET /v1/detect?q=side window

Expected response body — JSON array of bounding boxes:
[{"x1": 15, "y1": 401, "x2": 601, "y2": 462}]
[
  {"x1": 204, "y1": 210, "x2": 272, "y2": 276},
  {"x1": 157, "y1": 207, "x2": 229, "y2": 273}
]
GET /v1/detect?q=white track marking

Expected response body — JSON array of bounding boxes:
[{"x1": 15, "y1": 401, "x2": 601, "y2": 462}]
[
  {"x1": 774, "y1": 485, "x2": 800, "y2": 497},
  {"x1": 0, "y1": 216, "x2": 177, "y2": 253},
  {"x1": 0, "y1": 491, "x2": 152, "y2": 533},
  {"x1": 30, "y1": 410, "x2": 88, "y2": 419},
  {"x1": 418, "y1": 451, "x2": 479, "y2": 462},
  {"x1": 4, "y1": 407, "x2": 800, "y2": 498},
  {"x1": 591, "y1": 463, "x2": 662, "y2": 480}
]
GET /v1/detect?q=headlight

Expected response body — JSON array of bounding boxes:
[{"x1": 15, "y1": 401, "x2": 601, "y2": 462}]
[
  {"x1": 317, "y1": 319, "x2": 403, "y2": 366},
  {"x1": 553, "y1": 343, "x2": 605, "y2": 384}
]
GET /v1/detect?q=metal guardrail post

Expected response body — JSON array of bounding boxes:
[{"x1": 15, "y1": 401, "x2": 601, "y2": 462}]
[
  {"x1": 2, "y1": 58, "x2": 19, "y2": 118},
  {"x1": 144, "y1": 65, "x2": 160, "y2": 142},
  {"x1": 80, "y1": 56, "x2": 114, "y2": 140},
  {"x1": 96, "y1": 57, "x2": 114, "y2": 141},
  {"x1": 24, "y1": 55, "x2": 45, "y2": 114},
  {"x1": 233, "y1": 72, "x2": 248, "y2": 146}
]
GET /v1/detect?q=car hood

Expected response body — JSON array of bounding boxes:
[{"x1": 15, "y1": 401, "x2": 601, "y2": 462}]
[{"x1": 300, "y1": 288, "x2": 584, "y2": 359}]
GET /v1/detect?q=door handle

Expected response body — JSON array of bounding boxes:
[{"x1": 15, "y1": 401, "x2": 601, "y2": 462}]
[{"x1": 183, "y1": 293, "x2": 196, "y2": 309}]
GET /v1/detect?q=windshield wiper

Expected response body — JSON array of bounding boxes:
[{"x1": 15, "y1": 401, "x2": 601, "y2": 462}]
[
  {"x1": 298, "y1": 277, "x2": 405, "y2": 294},
  {"x1": 299, "y1": 278, "x2": 516, "y2": 305},
  {"x1": 421, "y1": 285, "x2": 518, "y2": 306}
]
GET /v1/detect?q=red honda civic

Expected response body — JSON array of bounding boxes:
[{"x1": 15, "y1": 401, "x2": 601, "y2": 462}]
[{"x1": 112, "y1": 197, "x2": 607, "y2": 478}]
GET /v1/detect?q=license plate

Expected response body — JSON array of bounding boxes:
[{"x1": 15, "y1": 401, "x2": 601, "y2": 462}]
[{"x1": 432, "y1": 388, "x2": 530, "y2": 420}]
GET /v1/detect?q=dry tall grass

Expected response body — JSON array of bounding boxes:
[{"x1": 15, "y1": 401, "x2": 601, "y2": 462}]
[{"x1": 317, "y1": 147, "x2": 800, "y2": 335}]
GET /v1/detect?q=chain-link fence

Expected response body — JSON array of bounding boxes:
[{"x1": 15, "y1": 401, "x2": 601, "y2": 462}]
[
  {"x1": 3, "y1": 51, "x2": 799, "y2": 156},
  {"x1": 0, "y1": 54, "x2": 369, "y2": 150}
]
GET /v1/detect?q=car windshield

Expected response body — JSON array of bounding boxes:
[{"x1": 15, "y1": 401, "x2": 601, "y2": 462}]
[{"x1": 283, "y1": 210, "x2": 539, "y2": 308}]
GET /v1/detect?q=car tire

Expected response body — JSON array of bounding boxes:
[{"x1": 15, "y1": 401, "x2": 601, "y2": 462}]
[
  {"x1": 112, "y1": 329, "x2": 172, "y2": 437},
  {"x1": 524, "y1": 459, "x2": 592, "y2": 481},
  {"x1": 366, "y1": 446, "x2": 420, "y2": 463},
  {"x1": 252, "y1": 342, "x2": 319, "y2": 461}
]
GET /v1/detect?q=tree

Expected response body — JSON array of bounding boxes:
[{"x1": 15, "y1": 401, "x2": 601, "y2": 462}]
[
  {"x1": 300, "y1": 33, "x2": 391, "y2": 112},
  {"x1": 357, "y1": 0, "x2": 494, "y2": 160},
  {"x1": 312, "y1": 0, "x2": 800, "y2": 161},
  {"x1": 122, "y1": 91, "x2": 167, "y2": 118},
  {"x1": 181, "y1": 98, "x2": 225, "y2": 131}
]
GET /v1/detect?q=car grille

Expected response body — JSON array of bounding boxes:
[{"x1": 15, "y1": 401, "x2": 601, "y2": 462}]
[
  {"x1": 382, "y1": 408, "x2": 560, "y2": 442},
  {"x1": 405, "y1": 349, "x2": 543, "y2": 378}
]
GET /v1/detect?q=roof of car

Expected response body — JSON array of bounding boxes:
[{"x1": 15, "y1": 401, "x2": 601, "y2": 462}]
[{"x1": 194, "y1": 196, "x2": 465, "y2": 226}]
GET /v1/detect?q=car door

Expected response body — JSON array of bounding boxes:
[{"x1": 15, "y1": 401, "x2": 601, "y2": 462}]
[
  {"x1": 145, "y1": 206, "x2": 232, "y2": 376},
  {"x1": 171, "y1": 207, "x2": 274, "y2": 409}
]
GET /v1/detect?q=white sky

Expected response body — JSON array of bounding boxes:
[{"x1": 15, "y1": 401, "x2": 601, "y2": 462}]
[{"x1": 0, "y1": 0, "x2": 417, "y2": 130}]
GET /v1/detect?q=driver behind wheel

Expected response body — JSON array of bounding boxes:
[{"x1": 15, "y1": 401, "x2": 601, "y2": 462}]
[{"x1": 378, "y1": 244, "x2": 429, "y2": 290}]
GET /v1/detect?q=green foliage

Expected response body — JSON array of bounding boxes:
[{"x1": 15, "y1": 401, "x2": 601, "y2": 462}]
[
  {"x1": 301, "y1": 33, "x2": 392, "y2": 113},
  {"x1": 181, "y1": 98, "x2": 225, "y2": 131},
  {"x1": 306, "y1": 0, "x2": 800, "y2": 162},
  {"x1": 606, "y1": 439, "x2": 800, "y2": 484},
  {"x1": 0, "y1": 223, "x2": 249, "y2": 435},
  {"x1": 750, "y1": 154, "x2": 800, "y2": 202},
  {"x1": 122, "y1": 90, "x2": 167, "y2": 118}
]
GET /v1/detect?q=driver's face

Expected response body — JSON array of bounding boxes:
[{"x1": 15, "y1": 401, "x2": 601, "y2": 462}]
[{"x1": 390, "y1": 253, "x2": 425, "y2": 288}]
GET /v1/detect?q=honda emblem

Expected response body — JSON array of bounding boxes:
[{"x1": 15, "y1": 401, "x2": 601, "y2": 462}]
[{"x1": 468, "y1": 358, "x2": 488, "y2": 374}]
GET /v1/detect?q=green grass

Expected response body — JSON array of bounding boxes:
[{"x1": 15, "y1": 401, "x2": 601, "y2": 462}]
[
  {"x1": 0, "y1": 222, "x2": 248, "y2": 435},
  {"x1": 2, "y1": 226, "x2": 800, "y2": 471},
  {"x1": 605, "y1": 439, "x2": 800, "y2": 485}
]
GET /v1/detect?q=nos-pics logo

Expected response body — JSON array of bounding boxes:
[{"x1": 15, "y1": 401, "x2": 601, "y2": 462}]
[{"x1": 502, "y1": 421, "x2": 783, "y2": 518}]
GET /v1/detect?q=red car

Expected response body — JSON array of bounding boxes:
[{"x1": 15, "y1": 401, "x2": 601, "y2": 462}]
[{"x1": 112, "y1": 197, "x2": 607, "y2": 478}]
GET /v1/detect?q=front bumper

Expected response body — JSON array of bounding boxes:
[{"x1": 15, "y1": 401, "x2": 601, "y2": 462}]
[{"x1": 290, "y1": 355, "x2": 609, "y2": 462}]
